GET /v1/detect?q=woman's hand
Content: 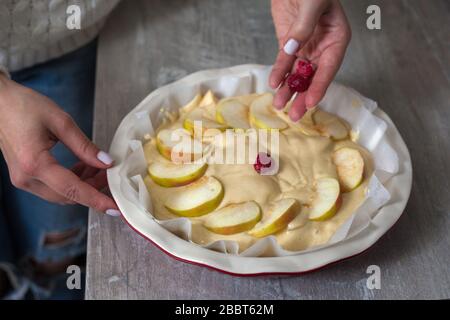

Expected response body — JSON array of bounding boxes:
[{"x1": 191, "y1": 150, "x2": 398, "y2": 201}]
[
  {"x1": 0, "y1": 75, "x2": 120, "y2": 216},
  {"x1": 270, "y1": 0, "x2": 351, "y2": 121}
]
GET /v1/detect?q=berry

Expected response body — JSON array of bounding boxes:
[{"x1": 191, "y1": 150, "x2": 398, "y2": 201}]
[
  {"x1": 287, "y1": 60, "x2": 316, "y2": 93},
  {"x1": 287, "y1": 73, "x2": 311, "y2": 93},
  {"x1": 296, "y1": 60, "x2": 315, "y2": 78},
  {"x1": 254, "y1": 152, "x2": 272, "y2": 174}
]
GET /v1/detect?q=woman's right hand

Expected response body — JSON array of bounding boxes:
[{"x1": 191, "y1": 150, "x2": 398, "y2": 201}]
[
  {"x1": 270, "y1": 0, "x2": 351, "y2": 121},
  {"x1": 0, "y1": 74, "x2": 120, "y2": 216}
]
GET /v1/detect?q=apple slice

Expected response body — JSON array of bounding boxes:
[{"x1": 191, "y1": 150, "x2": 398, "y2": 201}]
[
  {"x1": 232, "y1": 93, "x2": 261, "y2": 106},
  {"x1": 249, "y1": 93, "x2": 288, "y2": 130},
  {"x1": 297, "y1": 122, "x2": 322, "y2": 137},
  {"x1": 312, "y1": 109, "x2": 348, "y2": 140},
  {"x1": 156, "y1": 128, "x2": 202, "y2": 162},
  {"x1": 295, "y1": 108, "x2": 322, "y2": 137},
  {"x1": 183, "y1": 109, "x2": 228, "y2": 135},
  {"x1": 248, "y1": 198, "x2": 299, "y2": 237},
  {"x1": 204, "y1": 201, "x2": 261, "y2": 235},
  {"x1": 332, "y1": 147, "x2": 364, "y2": 192},
  {"x1": 199, "y1": 90, "x2": 218, "y2": 107},
  {"x1": 180, "y1": 94, "x2": 202, "y2": 114},
  {"x1": 148, "y1": 161, "x2": 207, "y2": 187},
  {"x1": 164, "y1": 176, "x2": 224, "y2": 217},
  {"x1": 216, "y1": 99, "x2": 251, "y2": 129},
  {"x1": 309, "y1": 178, "x2": 341, "y2": 221}
]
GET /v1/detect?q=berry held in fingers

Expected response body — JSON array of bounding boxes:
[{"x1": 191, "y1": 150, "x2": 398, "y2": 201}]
[
  {"x1": 287, "y1": 60, "x2": 316, "y2": 93},
  {"x1": 296, "y1": 60, "x2": 315, "y2": 78},
  {"x1": 287, "y1": 73, "x2": 311, "y2": 93}
]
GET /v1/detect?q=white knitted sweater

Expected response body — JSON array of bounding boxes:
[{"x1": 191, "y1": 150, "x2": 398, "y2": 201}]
[{"x1": 0, "y1": 0, "x2": 120, "y2": 75}]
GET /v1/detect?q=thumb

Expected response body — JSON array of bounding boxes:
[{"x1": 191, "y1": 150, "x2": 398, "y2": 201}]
[{"x1": 50, "y1": 113, "x2": 114, "y2": 168}]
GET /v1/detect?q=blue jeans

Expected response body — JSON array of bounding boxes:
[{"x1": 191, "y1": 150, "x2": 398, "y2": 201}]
[{"x1": 0, "y1": 40, "x2": 97, "y2": 299}]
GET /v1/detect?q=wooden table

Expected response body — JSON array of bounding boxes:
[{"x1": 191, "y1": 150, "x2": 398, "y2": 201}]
[{"x1": 85, "y1": 0, "x2": 450, "y2": 299}]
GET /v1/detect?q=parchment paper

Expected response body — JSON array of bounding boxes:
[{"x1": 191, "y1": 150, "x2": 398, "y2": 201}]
[{"x1": 110, "y1": 65, "x2": 398, "y2": 257}]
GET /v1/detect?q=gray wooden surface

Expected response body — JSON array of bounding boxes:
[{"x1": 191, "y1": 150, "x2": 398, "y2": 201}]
[{"x1": 85, "y1": 0, "x2": 450, "y2": 299}]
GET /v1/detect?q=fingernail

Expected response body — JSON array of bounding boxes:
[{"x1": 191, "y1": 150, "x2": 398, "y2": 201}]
[
  {"x1": 97, "y1": 151, "x2": 113, "y2": 165},
  {"x1": 283, "y1": 39, "x2": 300, "y2": 55},
  {"x1": 269, "y1": 79, "x2": 278, "y2": 89},
  {"x1": 273, "y1": 99, "x2": 284, "y2": 110},
  {"x1": 274, "y1": 103, "x2": 284, "y2": 110},
  {"x1": 290, "y1": 111, "x2": 302, "y2": 122},
  {"x1": 290, "y1": 115, "x2": 300, "y2": 122},
  {"x1": 106, "y1": 209, "x2": 121, "y2": 217}
]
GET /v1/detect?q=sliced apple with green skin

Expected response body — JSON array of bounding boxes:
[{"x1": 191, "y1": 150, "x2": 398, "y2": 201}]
[
  {"x1": 156, "y1": 128, "x2": 202, "y2": 162},
  {"x1": 148, "y1": 161, "x2": 207, "y2": 187},
  {"x1": 183, "y1": 109, "x2": 228, "y2": 135},
  {"x1": 204, "y1": 201, "x2": 261, "y2": 235},
  {"x1": 164, "y1": 176, "x2": 224, "y2": 217},
  {"x1": 332, "y1": 147, "x2": 364, "y2": 192},
  {"x1": 309, "y1": 178, "x2": 341, "y2": 221},
  {"x1": 248, "y1": 198, "x2": 299, "y2": 237},
  {"x1": 216, "y1": 99, "x2": 251, "y2": 129},
  {"x1": 249, "y1": 93, "x2": 288, "y2": 130},
  {"x1": 312, "y1": 109, "x2": 348, "y2": 140}
]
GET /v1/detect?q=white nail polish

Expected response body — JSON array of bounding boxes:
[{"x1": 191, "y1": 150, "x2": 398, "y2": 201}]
[
  {"x1": 97, "y1": 151, "x2": 113, "y2": 165},
  {"x1": 283, "y1": 39, "x2": 300, "y2": 55},
  {"x1": 106, "y1": 209, "x2": 121, "y2": 217}
]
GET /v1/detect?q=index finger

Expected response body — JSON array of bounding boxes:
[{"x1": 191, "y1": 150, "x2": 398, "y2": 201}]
[
  {"x1": 48, "y1": 112, "x2": 114, "y2": 169},
  {"x1": 269, "y1": 49, "x2": 298, "y2": 89},
  {"x1": 37, "y1": 153, "x2": 118, "y2": 214}
]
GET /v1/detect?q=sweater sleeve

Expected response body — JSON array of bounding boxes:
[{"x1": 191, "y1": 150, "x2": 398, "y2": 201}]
[{"x1": 0, "y1": 64, "x2": 10, "y2": 79}]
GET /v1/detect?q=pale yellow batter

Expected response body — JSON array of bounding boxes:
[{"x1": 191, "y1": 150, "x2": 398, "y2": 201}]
[{"x1": 143, "y1": 93, "x2": 373, "y2": 254}]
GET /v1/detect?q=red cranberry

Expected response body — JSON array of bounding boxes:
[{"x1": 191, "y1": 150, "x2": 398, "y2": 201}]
[
  {"x1": 296, "y1": 60, "x2": 315, "y2": 78},
  {"x1": 287, "y1": 60, "x2": 315, "y2": 93},
  {"x1": 287, "y1": 73, "x2": 311, "y2": 93},
  {"x1": 254, "y1": 152, "x2": 272, "y2": 174}
]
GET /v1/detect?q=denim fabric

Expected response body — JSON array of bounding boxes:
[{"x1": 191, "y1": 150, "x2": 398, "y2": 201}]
[{"x1": 0, "y1": 39, "x2": 97, "y2": 300}]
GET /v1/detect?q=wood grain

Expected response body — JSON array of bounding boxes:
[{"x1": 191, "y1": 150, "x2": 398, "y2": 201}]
[{"x1": 86, "y1": 0, "x2": 450, "y2": 299}]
